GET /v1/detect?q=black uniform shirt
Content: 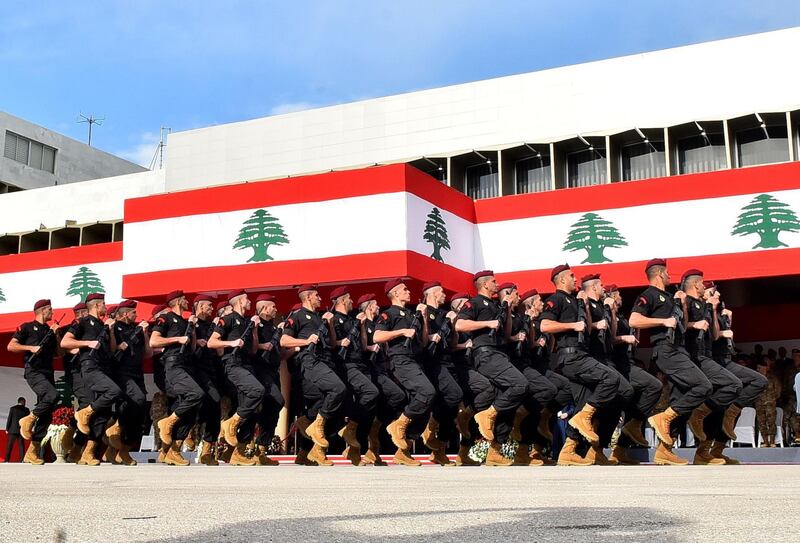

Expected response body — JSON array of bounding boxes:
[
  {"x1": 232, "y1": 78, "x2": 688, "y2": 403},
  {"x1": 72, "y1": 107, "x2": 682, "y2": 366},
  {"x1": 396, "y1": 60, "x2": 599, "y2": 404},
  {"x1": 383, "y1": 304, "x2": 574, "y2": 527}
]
[
  {"x1": 13, "y1": 320, "x2": 58, "y2": 372},
  {"x1": 113, "y1": 321, "x2": 145, "y2": 371},
  {"x1": 213, "y1": 311, "x2": 253, "y2": 359},
  {"x1": 67, "y1": 314, "x2": 113, "y2": 362},
  {"x1": 613, "y1": 313, "x2": 633, "y2": 360},
  {"x1": 631, "y1": 286, "x2": 681, "y2": 346},
  {"x1": 332, "y1": 310, "x2": 361, "y2": 363},
  {"x1": 711, "y1": 305, "x2": 733, "y2": 361},
  {"x1": 587, "y1": 298, "x2": 608, "y2": 356},
  {"x1": 540, "y1": 289, "x2": 582, "y2": 350},
  {"x1": 255, "y1": 319, "x2": 281, "y2": 368},
  {"x1": 457, "y1": 295, "x2": 503, "y2": 348},
  {"x1": 375, "y1": 304, "x2": 421, "y2": 357},
  {"x1": 426, "y1": 305, "x2": 452, "y2": 359},
  {"x1": 506, "y1": 311, "x2": 528, "y2": 360},
  {"x1": 684, "y1": 295, "x2": 712, "y2": 356},
  {"x1": 151, "y1": 311, "x2": 192, "y2": 358},
  {"x1": 283, "y1": 307, "x2": 332, "y2": 362},
  {"x1": 194, "y1": 318, "x2": 217, "y2": 368}
]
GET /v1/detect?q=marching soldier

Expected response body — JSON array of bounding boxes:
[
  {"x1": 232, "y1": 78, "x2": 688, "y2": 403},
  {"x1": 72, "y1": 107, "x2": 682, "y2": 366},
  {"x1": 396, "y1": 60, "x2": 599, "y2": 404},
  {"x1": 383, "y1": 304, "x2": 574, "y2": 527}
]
[
  {"x1": 150, "y1": 290, "x2": 203, "y2": 466},
  {"x1": 7, "y1": 299, "x2": 62, "y2": 465},
  {"x1": 629, "y1": 259, "x2": 712, "y2": 465},
  {"x1": 64, "y1": 302, "x2": 91, "y2": 462},
  {"x1": 330, "y1": 286, "x2": 379, "y2": 466},
  {"x1": 191, "y1": 294, "x2": 224, "y2": 466},
  {"x1": 61, "y1": 292, "x2": 121, "y2": 466},
  {"x1": 280, "y1": 285, "x2": 346, "y2": 466},
  {"x1": 373, "y1": 278, "x2": 434, "y2": 466},
  {"x1": 207, "y1": 289, "x2": 263, "y2": 466},
  {"x1": 456, "y1": 270, "x2": 529, "y2": 467},
  {"x1": 109, "y1": 299, "x2": 151, "y2": 465}
]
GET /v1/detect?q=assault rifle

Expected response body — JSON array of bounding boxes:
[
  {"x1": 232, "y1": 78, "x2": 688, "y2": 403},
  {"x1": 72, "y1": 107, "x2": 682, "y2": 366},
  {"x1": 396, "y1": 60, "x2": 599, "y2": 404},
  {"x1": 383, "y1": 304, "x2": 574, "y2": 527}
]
[
  {"x1": 232, "y1": 319, "x2": 255, "y2": 356},
  {"x1": 514, "y1": 313, "x2": 528, "y2": 358},
  {"x1": 178, "y1": 318, "x2": 196, "y2": 355},
  {"x1": 598, "y1": 303, "x2": 612, "y2": 354},
  {"x1": 338, "y1": 317, "x2": 362, "y2": 359},
  {"x1": 665, "y1": 295, "x2": 686, "y2": 346},
  {"x1": 27, "y1": 314, "x2": 65, "y2": 361},
  {"x1": 718, "y1": 301, "x2": 735, "y2": 355},
  {"x1": 575, "y1": 297, "x2": 588, "y2": 347},
  {"x1": 427, "y1": 311, "x2": 453, "y2": 356},
  {"x1": 114, "y1": 324, "x2": 144, "y2": 362},
  {"x1": 488, "y1": 300, "x2": 509, "y2": 344}
]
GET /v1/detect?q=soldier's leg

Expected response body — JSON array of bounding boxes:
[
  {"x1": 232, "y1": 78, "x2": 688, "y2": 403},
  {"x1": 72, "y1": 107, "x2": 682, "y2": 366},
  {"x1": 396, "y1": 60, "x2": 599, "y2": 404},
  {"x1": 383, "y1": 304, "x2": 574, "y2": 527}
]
[
  {"x1": 389, "y1": 355, "x2": 435, "y2": 438},
  {"x1": 24, "y1": 370, "x2": 59, "y2": 442},
  {"x1": 195, "y1": 369, "x2": 222, "y2": 444},
  {"x1": 426, "y1": 361, "x2": 463, "y2": 447},
  {"x1": 653, "y1": 346, "x2": 712, "y2": 417},
  {"x1": 167, "y1": 365, "x2": 206, "y2": 442},
  {"x1": 302, "y1": 359, "x2": 346, "y2": 420},
  {"x1": 255, "y1": 367, "x2": 285, "y2": 447},
  {"x1": 344, "y1": 364, "x2": 378, "y2": 448},
  {"x1": 545, "y1": 369, "x2": 573, "y2": 410},
  {"x1": 224, "y1": 363, "x2": 265, "y2": 443},
  {"x1": 119, "y1": 376, "x2": 147, "y2": 447},
  {"x1": 472, "y1": 349, "x2": 528, "y2": 444}
]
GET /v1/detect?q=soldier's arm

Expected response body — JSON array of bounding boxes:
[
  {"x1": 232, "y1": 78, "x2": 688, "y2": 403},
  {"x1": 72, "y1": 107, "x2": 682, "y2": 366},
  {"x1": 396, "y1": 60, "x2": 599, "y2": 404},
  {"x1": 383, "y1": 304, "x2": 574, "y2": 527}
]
[
  {"x1": 455, "y1": 319, "x2": 497, "y2": 333},
  {"x1": 149, "y1": 330, "x2": 182, "y2": 349},
  {"x1": 539, "y1": 319, "x2": 580, "y2": 334},
  {"x1": 60, "y1": 331, "x2": 95, "y2": 350},
  {"x1": 629, "y1": 313, "x2": 672, "y2": 330}
]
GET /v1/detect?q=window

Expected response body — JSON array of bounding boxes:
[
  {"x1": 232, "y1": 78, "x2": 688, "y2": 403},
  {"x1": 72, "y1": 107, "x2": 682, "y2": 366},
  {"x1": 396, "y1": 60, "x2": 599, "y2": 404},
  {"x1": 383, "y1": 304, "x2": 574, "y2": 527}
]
[
  {"x1": 465, "y1": 164, "x2": 498, "y2": 199},
  {"x1": 567, "y1": 149, "x2": 606, "y2": 188},
  {"x1": 621, "y1": 141, "x2": 666, "y2": 181},
  {"x1": 736, "y1": 125, "x2": 789, "y2": 167},
  {"x1": 3, "y1": 131, "x2": 57, "y2": 173},
  {"x1": 677, "y1": 133, "x2": 726, "y2": 174},
  {"x1": 515, "y1": 155, "x2": 551, "y2": 194}
]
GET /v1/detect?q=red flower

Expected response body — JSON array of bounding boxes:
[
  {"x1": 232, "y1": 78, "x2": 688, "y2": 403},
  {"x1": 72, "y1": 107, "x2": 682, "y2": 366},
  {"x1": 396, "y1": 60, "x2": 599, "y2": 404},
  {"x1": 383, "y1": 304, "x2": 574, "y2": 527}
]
[{"x1": 51, "y1": 407, "x2": 75, "y2": 426}]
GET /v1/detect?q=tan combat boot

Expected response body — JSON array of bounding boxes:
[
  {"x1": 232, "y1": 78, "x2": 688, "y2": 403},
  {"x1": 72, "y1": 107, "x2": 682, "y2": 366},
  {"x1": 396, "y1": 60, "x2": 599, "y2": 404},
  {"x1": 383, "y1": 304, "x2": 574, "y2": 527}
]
[
  {"x1": 75, "y1": 405, "x2": 95, "y2": 435},
  {"x1": 165, "y1": 441, "x2": 190, "y2": 466},
  {"x1": 531, "y1": 443, "x2": 555, "y2": 465},
  {"x1": 421, "y1": 415, "x2": 444, "y2": 451},
  {"x1": 429, "y1": 448, "x2": 455, "y2": 466},
  {"x1": 105, "y1": 420, "x2": 123, "y2": 450},
  {"x1": 229, "y1": 443, "x2": 258, "y2": 466},
  {"x1": 257, "y1": 445, "x2": 279, "y2": 466},
  {"x1": 386, "y1": 413, "x2": 412, "y2": 450},
  {"x1": 474, "y1": 406, "x2": 499, "y2": 441},
  {"x1": 722, "y1": 405, "x2": 742, "y2": 441},
  {"x1": 392, "y1": 447, "x2": 421, "y2": 466},
  {"x1": 513, "y1": 444, "x2": 544, "y2": 466},
  {"x1": 568, "y1": 404, "x2": 599, "y2": 445},
  {"x1": 654, "y1": 441, "x2": 689, "y2": 465},
  {"x1": 157, "y1": 412, "x2": 181, "y2": 446},
  {"x1": 455, "y1": 444, "x2": 481, "y2": 466},
  {"x1": 18, "y1": 413, "x2": 37, "y2": 441},
  {"x1": 709, "y1": 441, "x2": 740, "y2": 464},
  {"x1": 510, "y1": 407, "x2": 529, "y2": 442},
  {"x1": 220, "y1": 443, "x2": 234, "y2": 463},
  {"x1": 338, "y1": 420, "x2": 360, "y2": 449},
  {"x1": 456, "y1": 406, "x2": 473, "y2": 439},
  {"x1": 485, "y1": 440, "x2": 513, "y2": 466},
  {"x1": 585, "y1": 445, "x2": 618, "y2": 466},
  {"x1": 23, "y1": 441, "x2": 45, "y2": 465},
  {"x1": 78, "y1": 440, "x2": 101, "y2": 466},
  {"x1": 116, "y1": 444, "x2": 138, "y2": 466},
  {"x1": 609, "y1": 445, "x2": 640, "y2": 465},
  {"x1": 66, "y1": 438, "x2": 83, "y2": 464},
  {"x1": 364, "y1": 419, "x2": 387, "y2": 466},
  {"x1": 221, "y1": 413, "x2": 244, "y2": 446},
  {"x1": 693, "y1": 440, "x2": 725, "y2": 465},
  {"x1": 537, "y1": 408, "x2": 553, "y2": 442},
  {"x1": 621, "y1": 420, "x2": 649, "y2": 447},
  {"x1": 557, "y1": 437, "x2": 593, "y2": 466},
  {"x1": 648, "y1": 407, "x2": 680, "y2": 447},
  {"x1": 295, "y1": 448, "x2": 315, "y2": 466},
  {"x1": 305, "y1": 413, "x2": 329, "y2": 448},
  {"x1": 687, "y1": 403, "x2": 712, "y2": 442},
  {"x1": 103, "y1": 443, "x2": 119, "y2": 464},
  {"x1": 199, "y1": 441, "x2": 219, "y2": 466},
  {"x1": 307, "y1": 444, "x2": 334, "y2": 466},
  {"x1": 184, "y1": 427, "x2": 197, "y2": 452},
  {"x1": 343, "y1": 446, "x2": 364, "y2": 466}
]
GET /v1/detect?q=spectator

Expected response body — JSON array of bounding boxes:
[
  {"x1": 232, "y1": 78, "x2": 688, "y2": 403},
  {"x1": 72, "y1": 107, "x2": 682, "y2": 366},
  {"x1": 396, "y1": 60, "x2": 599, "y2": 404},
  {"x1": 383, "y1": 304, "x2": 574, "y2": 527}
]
[
  {"x1": 4, "y1": 397, "x2": 29, "y2": 462},
  {"x1": 790, "y1": 349, "x2": 800, "y2": 446},
  {"x1": 755, "y1": 356, "x2": 781, "y2": 448}
]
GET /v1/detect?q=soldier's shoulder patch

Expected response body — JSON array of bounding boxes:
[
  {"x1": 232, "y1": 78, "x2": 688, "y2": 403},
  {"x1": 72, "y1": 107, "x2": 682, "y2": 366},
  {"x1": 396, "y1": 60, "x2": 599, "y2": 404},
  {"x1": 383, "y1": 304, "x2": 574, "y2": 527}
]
[
  {"x1": 286, "y1": 317, "x2": 294, "y2": 326},
  {"x1": 156, "y1": 317, "x2": 166, "y2": 325},
  {"x1": 464, "y1": 301, "x2": 472, "y2": 309},
  {"x1": 380, "y1": 312, "x2": 389, "y2": 321},
  {"x1": 658, "y1": 295, "x2": 666, "y2": 302},
  {"x1": 545, "y1": 300, "x2": 555, "y2": 309},
  {"x1": 637, "y1": 296, "x2": 648, "y2": 306}
]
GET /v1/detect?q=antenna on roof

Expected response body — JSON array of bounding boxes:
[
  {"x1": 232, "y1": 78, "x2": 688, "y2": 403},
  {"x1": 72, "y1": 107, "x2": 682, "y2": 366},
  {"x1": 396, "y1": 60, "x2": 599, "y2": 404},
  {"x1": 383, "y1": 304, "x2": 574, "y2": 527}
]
[
  {"x1": 149, "y1": 126, "x2": 172, "y2": 170},
  {"x1": 77, "y1": 113, "x2": 105, "y2": 146}
]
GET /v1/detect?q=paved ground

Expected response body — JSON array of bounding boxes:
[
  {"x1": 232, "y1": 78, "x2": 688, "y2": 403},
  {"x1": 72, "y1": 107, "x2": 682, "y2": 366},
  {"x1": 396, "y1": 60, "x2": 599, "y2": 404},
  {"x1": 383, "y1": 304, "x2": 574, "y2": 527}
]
[{"x1": 1, "y1": 464, "x2": 798, "y2": 542}]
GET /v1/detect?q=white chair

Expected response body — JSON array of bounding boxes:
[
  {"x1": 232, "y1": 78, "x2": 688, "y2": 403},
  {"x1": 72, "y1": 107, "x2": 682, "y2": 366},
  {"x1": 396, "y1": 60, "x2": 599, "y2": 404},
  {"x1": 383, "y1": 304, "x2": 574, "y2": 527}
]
[
  {"x1": 645, "y1": 426, "x2": 658, "y2": 448},
  {"x1": 733, "y1": 407, "x2": 757, "y2": 447},
  {"x1": 758, "y1": 407, "x2": 784, "y2": 447},
  {"x1": 140, "y1": 434, "x2": 155, "y2": 452}
]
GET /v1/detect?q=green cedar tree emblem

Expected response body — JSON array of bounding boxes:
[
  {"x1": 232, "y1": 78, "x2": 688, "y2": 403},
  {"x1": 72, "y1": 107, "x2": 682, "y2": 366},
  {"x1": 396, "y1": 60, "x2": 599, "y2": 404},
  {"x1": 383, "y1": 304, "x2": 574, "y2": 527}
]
[
  {"x1": 423, "y1": 207, "x2": 451, "y2": 262},
  {"x1": 66, "y1": 266, "x2": 105, "y2": 301},
  {"x1": 563, "y1": 212, "x2": 628, "y2": 264},
  {"x1": 731, "y1": 194, "x2": 800, "y2": 249},
  {"x1": 233, "y1": 209, "x2": 290, "y2": 262},
  {"x1": 0, "y1": 287, "x2": 5, "y2": 303}
]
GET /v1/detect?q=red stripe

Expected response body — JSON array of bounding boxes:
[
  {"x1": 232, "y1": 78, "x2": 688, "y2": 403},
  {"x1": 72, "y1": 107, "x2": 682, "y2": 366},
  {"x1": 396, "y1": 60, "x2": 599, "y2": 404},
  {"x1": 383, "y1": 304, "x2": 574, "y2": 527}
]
[
  {"x1": 122, "y1": 250, "x2": 473, "y2": 301},
  {"x1": 125, "y1": 164, "x2": 476, "y2": 224},
  {"x1": 0, "y1": 242, "x2": 122, "y2": 273},
  {"x1": 496, "y1": 247, "x2": 800, "y2": 293},
  {"x1": 475, "y1": 162, "x2": 800, "y2": 223}
]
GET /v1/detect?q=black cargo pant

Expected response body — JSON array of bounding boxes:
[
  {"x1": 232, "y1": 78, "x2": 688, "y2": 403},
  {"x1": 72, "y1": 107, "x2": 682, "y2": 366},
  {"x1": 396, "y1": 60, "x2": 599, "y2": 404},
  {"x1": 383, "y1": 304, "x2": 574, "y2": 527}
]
[
  {"x1": 164, "y1": 355, "x2": 205, "y2": 442},
  {"x1": 694, "y1": 354, "x2": 742, "y2": 411},
  {"x1": 192, "y1": 360, "x2": 222, "y2": 444},
  {"x1": 531, "y1": 355, "x2": 573, "y2": 410},
  {"x1": 704, "y1": 356, "x2": 767, "y2": 442},
  {"x1": 112, "y1": 371, "x2": 147, "y2": 447},
  {"x1": 607, "y1": 357, "x2": 662, "y2": 448},
  {"x1": 424, "y1": 357, "x2": 463, "y2": 445},
  {"x1": 338, "y1": 360, "x2": 379, "y2": 449},
  {"x1": 24, "y1": 368, "x2": 59, "y2": 442},
  {"x1": 287, "y1": 355, "x2": 315, "y2": 452},
  {"x1": 298, "y1": 352, "x2": 346, "y2": 420},
  {"x1": 248, "y1": 362, "x2": 285, "y2": 447},
  {"x1": 369, "y1": 358, "x2": 407, "y2": 425},
  {"x1": 453, "y1": 360, "x2": 495, "y2": 448},
  {"x1": 472, "y1": 347, "x2": 528, "y2": 444},
  {"x1": 81, "y1": 357, "x2": 123, "y2": 441},
  {"x1": 65, "y1": 356, "x2": 90, "y2": 447},
  {"x1": 390, "y1": 354, "x2": 436, "y2": 429},
  {"x1": 223, "y1": 354, "x2": 265, "y2": 443},
  {"x1": 511, "y1": 358, "x2": 556, "y2": 445},
  {"x1": 652, "y1": 343, "x2": 712, "y2": 416},
  {"x1": 4, "y1": 433, "x2": 25, "y2": 462}
]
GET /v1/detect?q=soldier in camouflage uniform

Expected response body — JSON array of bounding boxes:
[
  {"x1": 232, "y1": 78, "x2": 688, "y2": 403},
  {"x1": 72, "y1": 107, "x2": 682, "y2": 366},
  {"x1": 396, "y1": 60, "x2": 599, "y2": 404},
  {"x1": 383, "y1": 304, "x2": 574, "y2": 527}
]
[{"x1": 754, "y1": 357, "x2": 781, "y2": 447}]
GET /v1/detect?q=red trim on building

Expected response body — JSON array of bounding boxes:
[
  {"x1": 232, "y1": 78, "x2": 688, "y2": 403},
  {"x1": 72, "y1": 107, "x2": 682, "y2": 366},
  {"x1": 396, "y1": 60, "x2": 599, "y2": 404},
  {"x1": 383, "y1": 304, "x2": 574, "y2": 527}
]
[
  {"x1": 0, "y1": 242, "x2": 122, "y2": 273},
  {"x1": 475, "y1": 162, "x2": 800, "y2": 223}
]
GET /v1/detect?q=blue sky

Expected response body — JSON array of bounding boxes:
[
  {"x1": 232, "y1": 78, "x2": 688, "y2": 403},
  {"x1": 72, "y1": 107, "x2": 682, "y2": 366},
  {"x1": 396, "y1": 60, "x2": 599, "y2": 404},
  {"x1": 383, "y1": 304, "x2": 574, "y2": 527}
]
[{"x1": 2, "y1": 1, "x2": 799, "y2": 167}]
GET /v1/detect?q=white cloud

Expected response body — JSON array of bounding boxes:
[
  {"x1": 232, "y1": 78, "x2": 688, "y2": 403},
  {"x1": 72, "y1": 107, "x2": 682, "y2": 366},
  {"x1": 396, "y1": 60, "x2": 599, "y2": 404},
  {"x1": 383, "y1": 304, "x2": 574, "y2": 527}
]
[
  {"x1": 114, "y1": 132, "x2": 161, "y2": 168},
  {"x1": 269, "y1": 102, "x2": 317, "y2": 116}
]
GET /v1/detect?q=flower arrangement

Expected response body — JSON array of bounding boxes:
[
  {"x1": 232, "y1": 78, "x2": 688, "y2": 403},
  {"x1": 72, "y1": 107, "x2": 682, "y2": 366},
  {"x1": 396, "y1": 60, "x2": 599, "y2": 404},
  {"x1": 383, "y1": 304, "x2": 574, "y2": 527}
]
[
  {"x1": 51, "y1": 406, "x2": 75, "y2": 427},
  {"x1": 468, "y1": 438, "x2": 518, "y2": 463}
]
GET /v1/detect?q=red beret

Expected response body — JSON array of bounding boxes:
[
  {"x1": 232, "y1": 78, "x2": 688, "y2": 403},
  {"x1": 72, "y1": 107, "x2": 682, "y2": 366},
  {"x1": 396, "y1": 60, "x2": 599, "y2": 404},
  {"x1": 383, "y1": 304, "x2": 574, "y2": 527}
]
[
  {"x1": 329, "y1": 286, "x2": 350, "y2": 301},
  {"x1": 165, "y1": 290, "x2": 184, "y2": 304},
  {"x1": 384, "y1": 277, "x2": 405, "y2": 295},
  {"x1": 72, "y1": 302, "x2": 86, "y2": 312},
  {"x1": 497, "y1": 282, "x2": 517, "y2": 292},
  {"x1": 33, "y1": 299, "x2": 51, "y2": 311},
  {"x1": 215, "y1": 300, "x2": 229, "y2": 311},
  {"x1": 356, "y1": 293, "x2": 376, "y2": 306},
  {"x1": 645, "y1": 258, "x2": 667, "y2": 272},
  {"x1": 256, "y1": 293, "x2": 276, "y2": 304},
  {"x1": 450, "y1": 292, "x2": 470, "y2": 302},
  {"x1": 519, "y1": 289, "x2": 538, "y2": 301},
  {"x1": 580, "y1": 273, "x2": 601, "y2": 284},
  {"x1": 117, "y1": 300, "x2": 137, "y2": 310},
  {"x1": 550, "y1": 264, "x2": 571, "y2": 281},
  {"x1": 290, "y1": 303, "x2": 302, "y2": 312},
  {"x1": 681, "y1": 268, "x2": 704, "y2": 283},
  {"x1": 86, "y1": 292, "x2": 105, "y2": 302},
  {"x1": 106, "y1": 304, "x2": 118, "y2": 315},
  {"x1": 703, "y1": 280, "x2": 716, "y2": 289},
  {"x1": 297, "y1": 284, "x2": 317, "y2": 295},
  {"x1": 421, "y1": 281, "x2": 441, "y2": 293},
  {"x1": 604, "y1": 284, "x2": 618, "y2": 293},
  {"x1": 193, "y1": 294, "x2": 214, "y2": 305},
  {"x1": 472, "y1": 270, "x2": 494, "y2": 282},
  {"x1": 227, "y1": 289, "x2": 246, "y2": 302},
  {"x1": 151, "y1": 304, "x2": 167, "y2": 317}
]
